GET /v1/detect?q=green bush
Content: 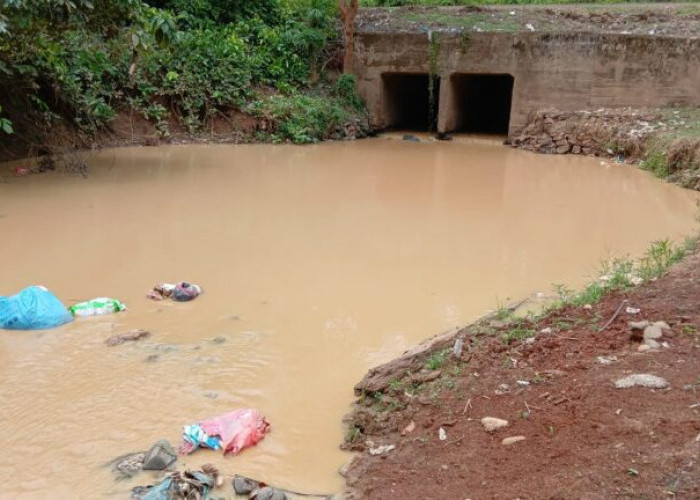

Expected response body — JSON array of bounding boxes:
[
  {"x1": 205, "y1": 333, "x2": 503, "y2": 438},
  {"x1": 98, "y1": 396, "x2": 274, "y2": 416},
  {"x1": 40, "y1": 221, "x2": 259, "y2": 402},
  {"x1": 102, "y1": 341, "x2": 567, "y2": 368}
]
[
  {"x1": 0, "y1": 0, "x2": 354, "y2": 137},
  {"x1": 248, "y1": 92, "x2": 351, "y2": 144}
]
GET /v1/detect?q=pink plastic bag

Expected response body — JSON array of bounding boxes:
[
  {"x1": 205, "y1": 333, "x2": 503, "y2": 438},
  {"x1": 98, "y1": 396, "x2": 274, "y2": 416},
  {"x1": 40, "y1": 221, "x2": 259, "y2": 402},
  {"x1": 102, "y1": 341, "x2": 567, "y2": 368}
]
[{"x1": 179, "y1": 409, "x2": 270, "y2": 456}]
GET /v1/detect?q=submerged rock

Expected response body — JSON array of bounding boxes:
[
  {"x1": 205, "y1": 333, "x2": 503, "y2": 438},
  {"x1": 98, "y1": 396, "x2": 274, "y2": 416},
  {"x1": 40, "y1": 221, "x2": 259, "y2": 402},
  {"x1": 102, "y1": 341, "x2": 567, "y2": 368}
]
[
  {"x1": 251, "y1": 486, "x2": 288, "y2": 500},
  {"x1": 105, "y1": 329, "x2": 151, "y2": 346},
  {"x1": 107, "y1": 451, "x2": 145, "y2": 480}
]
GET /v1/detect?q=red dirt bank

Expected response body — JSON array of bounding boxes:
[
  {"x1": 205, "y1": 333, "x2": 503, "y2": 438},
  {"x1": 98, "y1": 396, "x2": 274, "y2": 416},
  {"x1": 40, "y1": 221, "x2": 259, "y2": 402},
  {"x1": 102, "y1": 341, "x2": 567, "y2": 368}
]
[{"x1": 342, "y1": 252, "x2": 700, "y2": 498}]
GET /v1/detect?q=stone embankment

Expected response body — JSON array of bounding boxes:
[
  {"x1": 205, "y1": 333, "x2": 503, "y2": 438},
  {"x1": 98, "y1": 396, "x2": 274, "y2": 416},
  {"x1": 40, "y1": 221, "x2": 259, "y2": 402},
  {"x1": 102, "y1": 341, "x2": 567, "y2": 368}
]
[
  {"x1": 505, "y1": 108, "x2": 659, "y2": 156},
  {"x1": 506, "y1": 107, "x2": 700, "y2": 190}
]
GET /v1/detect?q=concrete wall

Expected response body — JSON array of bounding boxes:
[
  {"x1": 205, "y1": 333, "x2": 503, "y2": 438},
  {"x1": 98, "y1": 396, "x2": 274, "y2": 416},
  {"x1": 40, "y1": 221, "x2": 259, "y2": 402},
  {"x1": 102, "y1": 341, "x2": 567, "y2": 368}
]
[{"x1": 354, "y1": 31, "x2": 700, "y2": 134}]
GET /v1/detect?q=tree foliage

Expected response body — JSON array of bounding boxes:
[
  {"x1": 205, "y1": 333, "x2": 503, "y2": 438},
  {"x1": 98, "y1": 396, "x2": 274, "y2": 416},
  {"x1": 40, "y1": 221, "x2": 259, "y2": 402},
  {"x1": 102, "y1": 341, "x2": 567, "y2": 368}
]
[{"x1": 0, "y1": 0, "x2": 362, "y2": 142}]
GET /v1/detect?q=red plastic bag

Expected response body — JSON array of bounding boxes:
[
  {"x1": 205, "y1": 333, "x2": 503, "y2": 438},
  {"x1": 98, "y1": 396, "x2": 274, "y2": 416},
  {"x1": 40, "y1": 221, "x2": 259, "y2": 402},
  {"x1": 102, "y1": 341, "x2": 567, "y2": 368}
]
[{"x1": 179, "y1": 409, "x2": 270, "y2": 456}]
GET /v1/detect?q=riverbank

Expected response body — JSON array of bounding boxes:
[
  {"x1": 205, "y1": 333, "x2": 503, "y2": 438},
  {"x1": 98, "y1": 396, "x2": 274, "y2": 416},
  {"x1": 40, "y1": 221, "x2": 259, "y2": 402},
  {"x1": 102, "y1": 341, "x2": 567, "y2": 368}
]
[
  {"x1": 341, "y1": 239, "x2": 700, "y2": 498},
  {"x1": 506, "y1": 106, "x2": 700, "y2": 191}
]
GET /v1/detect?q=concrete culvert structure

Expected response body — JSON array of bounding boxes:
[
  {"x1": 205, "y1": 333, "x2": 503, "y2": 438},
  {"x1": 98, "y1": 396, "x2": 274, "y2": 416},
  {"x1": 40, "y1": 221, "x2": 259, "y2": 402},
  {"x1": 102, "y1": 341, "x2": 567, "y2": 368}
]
[
  {"x1": 382, "y1": 73, "x2": 440, "y2": 131},
  {"x1": 450, "y1": 73, "x2": 514, "y2": 135}
]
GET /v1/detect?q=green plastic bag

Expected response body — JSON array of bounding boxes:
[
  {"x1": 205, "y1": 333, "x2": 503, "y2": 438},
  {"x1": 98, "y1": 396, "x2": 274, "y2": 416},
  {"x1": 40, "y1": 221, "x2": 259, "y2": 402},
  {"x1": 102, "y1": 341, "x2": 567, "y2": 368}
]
[{"x1": 69, "y1": 297, "x2": 126, "y2": 317}]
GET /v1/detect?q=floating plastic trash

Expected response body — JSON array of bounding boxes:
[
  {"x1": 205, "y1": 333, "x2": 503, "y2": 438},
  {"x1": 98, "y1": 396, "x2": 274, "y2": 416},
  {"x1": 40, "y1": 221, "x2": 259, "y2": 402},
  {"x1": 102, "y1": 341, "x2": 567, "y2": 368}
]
[
  {"x1": 147, "y1": 282, "x2": 202, "y2": 302},
  {"x1": 0, "y1": 286, "x2": 73, "y2": 330},
  {"x1": 179, "y1": 409, "x2": 270, "y2": 456},
  {"x1": 69, "y1": 297, "x2": 126, "y2": 317}
]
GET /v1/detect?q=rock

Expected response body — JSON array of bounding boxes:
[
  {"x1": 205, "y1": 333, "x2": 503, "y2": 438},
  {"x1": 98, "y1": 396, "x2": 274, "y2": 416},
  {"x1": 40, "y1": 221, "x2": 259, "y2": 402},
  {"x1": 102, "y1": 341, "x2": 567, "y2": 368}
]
[
  {"x1": 403, "y1": 134, "x2": 420, "y2": 142},
  {"x1": 625, "y1": 307, "x2": 641, "y2": 315},
  {"x1": 596, "y1": 355, "x2": 618, "y2": 365},
  {"x1": 643, "y1": 324, "x2": 663, "y2": 340},
  {"x1": 502, "y1": 436, "x2": 526, "y2": 445},
  {"x1": 644, "y1": 338, "x2": 660, "y2": 349},
  {"x1": 105, "y1": 329, "x2": 151, "y2": 346},
  {"x1": 583, "y1": 304, "x2": 593, "y2": 310},
  {"x1": 571, "y1": 145, "x2": 582, "y2": 154},
  {"x1": 142, "y1": 440, "x2": 177, "y2": 471},
  {"x1": 637, "y1": 344, "x2": 653, "y2": 353},
  {"x1": 654, "y1": 321, "x2": 671, "y2": 331},
  {"x1": 481, "y1": 417, "x2": 509, "y2": 432},
  {"x1": 439, "y1": 427, "x2": 447, "y2": 441},
  {"x1": 368, "y1": 444, "x2": 396, "y2": 455},
  {"x1": 453, "y1": 338, "x2": 464, "y2": 358},
  {"x1": 629, "y1": 321, "x2": 650, "y2": 330},
  {"x1": 540, "y1": 327, "x2": 552, "y2": 334},
  {"x1": 251, "y1": 486, "x2": 287, "y2": 500},
  {"x1": 614, "y1": 374, "x2": 669, "y2": 389},
  {"x1": 233, "y1": 475, "x2": 260, "y2": 495},
  {"x1": 109, "y1": 452, "x2": 145, "y2": 480}
]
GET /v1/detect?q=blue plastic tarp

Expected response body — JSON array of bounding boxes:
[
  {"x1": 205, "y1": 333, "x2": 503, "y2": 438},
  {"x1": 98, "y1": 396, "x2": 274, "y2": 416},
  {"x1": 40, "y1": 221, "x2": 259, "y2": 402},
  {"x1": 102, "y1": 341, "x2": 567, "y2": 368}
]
[{"x1": 0, "y1": 286, "x2": 73, "y2": 330}]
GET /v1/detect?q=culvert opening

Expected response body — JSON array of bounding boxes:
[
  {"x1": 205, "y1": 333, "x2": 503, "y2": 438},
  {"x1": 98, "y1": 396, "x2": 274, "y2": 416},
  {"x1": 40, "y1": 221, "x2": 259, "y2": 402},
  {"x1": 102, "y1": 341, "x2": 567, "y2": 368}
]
[
  {"x1": 451, "y1": 73, "x2": 514, "y2": 134},
  {"x1": 383, "y1": 73, "x2": 440, "y2": 132}
]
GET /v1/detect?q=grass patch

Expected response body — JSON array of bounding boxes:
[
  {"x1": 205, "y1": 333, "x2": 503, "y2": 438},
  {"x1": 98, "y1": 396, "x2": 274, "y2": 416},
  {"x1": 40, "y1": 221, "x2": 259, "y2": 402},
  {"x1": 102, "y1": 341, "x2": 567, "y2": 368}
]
[
  {"x1": 638, "y1": 239, "x2": 687, "y2": 280},
  {"x1": 502, "y1": 325, "x2": 536, "y2": 344},
  {"x1": 425, "y1": 348, "x2": 449, "y2": 370}
]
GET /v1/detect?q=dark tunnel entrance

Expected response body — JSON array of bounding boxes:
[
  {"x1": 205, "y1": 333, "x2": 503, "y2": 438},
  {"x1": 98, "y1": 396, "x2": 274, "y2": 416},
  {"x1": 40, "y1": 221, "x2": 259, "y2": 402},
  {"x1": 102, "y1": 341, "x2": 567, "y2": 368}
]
[
  {"x1": 451, "y1": 73, "x2": 514, "y2": 134},
  {"x1": 382, "y1": 73, "x2": 440, "y2": 132}
]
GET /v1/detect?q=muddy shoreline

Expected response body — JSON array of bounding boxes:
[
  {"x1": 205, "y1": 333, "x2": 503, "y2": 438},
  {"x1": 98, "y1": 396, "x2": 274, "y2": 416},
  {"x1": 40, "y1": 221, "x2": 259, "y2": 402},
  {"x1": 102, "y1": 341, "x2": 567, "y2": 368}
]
[{"x1": 340, "y1": 242, "x2": 700, "y2": 498}]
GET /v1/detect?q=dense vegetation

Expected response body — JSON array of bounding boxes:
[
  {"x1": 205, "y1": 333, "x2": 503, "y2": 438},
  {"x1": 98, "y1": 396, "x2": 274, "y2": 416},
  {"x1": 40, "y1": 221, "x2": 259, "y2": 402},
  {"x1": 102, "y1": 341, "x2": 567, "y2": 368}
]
[{"x1": 0, "y1": 0, "x2": 366, "y2": 147}]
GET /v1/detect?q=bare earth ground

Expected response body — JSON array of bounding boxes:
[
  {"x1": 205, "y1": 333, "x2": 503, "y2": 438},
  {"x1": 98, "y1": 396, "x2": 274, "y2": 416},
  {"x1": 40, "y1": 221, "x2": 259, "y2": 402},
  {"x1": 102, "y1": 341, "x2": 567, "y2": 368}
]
[
  {"x1": 342, "y1": 251, "x2": 700, "y2": 499},
  {"x1": 357, "y1": 3, "x2": 700, "y2": 37}
]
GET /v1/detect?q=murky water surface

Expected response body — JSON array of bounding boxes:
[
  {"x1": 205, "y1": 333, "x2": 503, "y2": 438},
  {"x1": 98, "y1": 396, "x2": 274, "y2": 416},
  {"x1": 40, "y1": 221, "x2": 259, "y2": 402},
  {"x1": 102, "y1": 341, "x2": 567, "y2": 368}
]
[{"x1": 0, "y1": 138, "x2": 697, "y2": 498}]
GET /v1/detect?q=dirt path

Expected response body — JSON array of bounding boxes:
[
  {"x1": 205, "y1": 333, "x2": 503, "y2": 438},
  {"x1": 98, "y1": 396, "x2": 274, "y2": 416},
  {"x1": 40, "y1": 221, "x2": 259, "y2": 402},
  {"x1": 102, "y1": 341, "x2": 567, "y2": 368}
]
[
  {"x1": 342, "y1": 251, "x2": 700, "y2": 498},
  {"x1": 358, "y1": 3, "x2": 700, "y2": 38}
]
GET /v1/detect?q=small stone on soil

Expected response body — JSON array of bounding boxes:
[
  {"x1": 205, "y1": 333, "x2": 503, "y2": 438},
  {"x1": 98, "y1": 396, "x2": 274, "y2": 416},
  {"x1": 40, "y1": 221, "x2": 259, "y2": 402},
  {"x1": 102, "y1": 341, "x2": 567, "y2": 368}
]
[
  {"x1": 614, "y1": 374, "x2": 669, "y2": 389},
  {"x1": 643, "y1": 324, "x2": 663, "y2": 340},
  {"x1": 644, "y1": 338, "x2": 661, "y2": 349},
  {"x1": 368, "y1": 444, "x2": 396, "y2": 456},
  {"x1": 502, "y1": 436, "x2": 526, "y2": 445},
  {"x1": 597, "y1": 355, "x2": 618, "y2": 365},
  {"x1": 481, "y1": 417, "x2": 509, "y2": 432}
]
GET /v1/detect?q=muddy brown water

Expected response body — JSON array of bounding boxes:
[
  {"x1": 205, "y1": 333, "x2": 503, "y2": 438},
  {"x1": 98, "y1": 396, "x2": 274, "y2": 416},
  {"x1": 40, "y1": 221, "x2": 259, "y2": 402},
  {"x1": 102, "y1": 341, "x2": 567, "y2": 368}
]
[{"x1": 0, "y1": 137, "x2": 697, "y2": 498}]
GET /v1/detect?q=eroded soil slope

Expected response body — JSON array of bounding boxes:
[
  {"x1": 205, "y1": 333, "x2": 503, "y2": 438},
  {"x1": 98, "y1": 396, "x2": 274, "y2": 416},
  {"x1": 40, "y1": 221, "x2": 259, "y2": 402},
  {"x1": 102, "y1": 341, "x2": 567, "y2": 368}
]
[{"x1": 343, "y1": 252, "x2": 700, "y2": 498}]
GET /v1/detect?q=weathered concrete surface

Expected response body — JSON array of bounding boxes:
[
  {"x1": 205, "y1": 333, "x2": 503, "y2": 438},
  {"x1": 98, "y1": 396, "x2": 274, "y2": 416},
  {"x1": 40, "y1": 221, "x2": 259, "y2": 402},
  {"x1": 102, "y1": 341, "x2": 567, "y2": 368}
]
[{"x1": 354, "y1": 31, "x2": 700, "y2": 134}]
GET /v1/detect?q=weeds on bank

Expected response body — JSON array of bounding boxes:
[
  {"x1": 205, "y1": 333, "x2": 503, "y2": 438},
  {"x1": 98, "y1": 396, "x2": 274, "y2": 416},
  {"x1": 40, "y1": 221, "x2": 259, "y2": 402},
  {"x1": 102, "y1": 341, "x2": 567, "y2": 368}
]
[
  {"x1": 425, "y1": 348, "x2": 449, "y2": 370},
  {"x1": 549, "y1": 239, "x2": 691, "y2": 309},
  {"x1": 346, "y1": 425, "x2": 363, "y2": 443},
  {"x1": 495, "y1": 237, "x2": 696, "y2": 344}
]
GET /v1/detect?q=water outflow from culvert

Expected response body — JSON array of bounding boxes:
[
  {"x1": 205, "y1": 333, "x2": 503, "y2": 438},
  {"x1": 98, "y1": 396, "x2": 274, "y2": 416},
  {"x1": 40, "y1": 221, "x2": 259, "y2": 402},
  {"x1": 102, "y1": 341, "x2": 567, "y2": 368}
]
[{"x1": 0, "y1": 137, "x2": 697, "y2": 497}]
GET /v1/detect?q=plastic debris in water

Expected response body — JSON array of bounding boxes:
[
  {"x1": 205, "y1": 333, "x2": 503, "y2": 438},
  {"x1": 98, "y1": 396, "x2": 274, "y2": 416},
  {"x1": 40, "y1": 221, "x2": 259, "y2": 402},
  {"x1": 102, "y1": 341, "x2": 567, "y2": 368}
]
[
  {"x1": 0, "y1": 286, "x2": 73, "y2": 330},
  {"x1": 69, "y1": 297, "x2": 126, "y2": 317},
  {"x1": 179, "y1": 408, "x2": 270, "y2": 456}
]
